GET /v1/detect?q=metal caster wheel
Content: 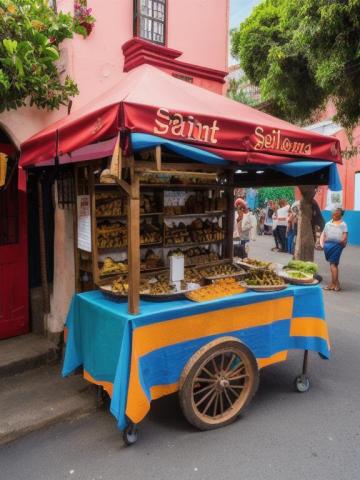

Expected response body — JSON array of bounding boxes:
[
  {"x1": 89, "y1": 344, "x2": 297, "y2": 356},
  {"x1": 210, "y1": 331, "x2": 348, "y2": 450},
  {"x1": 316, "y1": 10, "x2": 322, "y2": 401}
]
[
  {"x1": 294, "y1": 375, "x2": 310, "y2": 393},
  {"x1": 122, "y1": 425, "x2": 138, "y2": 446}
]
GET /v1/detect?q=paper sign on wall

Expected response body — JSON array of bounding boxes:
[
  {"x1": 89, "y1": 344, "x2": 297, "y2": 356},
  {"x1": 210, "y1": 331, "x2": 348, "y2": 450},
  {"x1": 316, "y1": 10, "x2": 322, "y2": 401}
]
[{"x1": 77, "y1": 195, "x2": 92, "y2": 252}]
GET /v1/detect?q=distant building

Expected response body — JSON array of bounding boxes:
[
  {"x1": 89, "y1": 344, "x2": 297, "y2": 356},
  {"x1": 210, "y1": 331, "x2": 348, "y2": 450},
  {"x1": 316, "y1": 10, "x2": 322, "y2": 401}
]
[{"x1": 227, "y1": 64, "x2": 261, "y2": 104}]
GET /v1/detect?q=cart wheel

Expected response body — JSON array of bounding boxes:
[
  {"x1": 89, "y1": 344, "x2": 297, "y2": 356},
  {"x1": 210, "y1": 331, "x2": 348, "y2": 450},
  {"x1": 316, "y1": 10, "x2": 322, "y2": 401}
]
[
  {"x1": 122, "y1": 424, "x2": 138, "y2": 446},
  {"x1": 294, "y1": 374, "x2": 310, "y2": 393},
  {"x1": 179, "y1": 337, "x2": 259, "y2": 431}
]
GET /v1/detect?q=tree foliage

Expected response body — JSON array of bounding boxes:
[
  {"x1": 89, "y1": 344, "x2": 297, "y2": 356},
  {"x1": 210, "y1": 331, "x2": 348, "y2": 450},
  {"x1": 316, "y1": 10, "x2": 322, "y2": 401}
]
[
  {"x1": 0, "y1": 0, "x2": 80, "y2": 112},
  {"x1": 231, "y1": 0, "x2": 360, "y2": 129},
  {"x1": 227, "y1": 75, "x2": 259, "y2": 107},
  {"x1": 257, "y1": 186, "x2": 295, "y2": 207}
]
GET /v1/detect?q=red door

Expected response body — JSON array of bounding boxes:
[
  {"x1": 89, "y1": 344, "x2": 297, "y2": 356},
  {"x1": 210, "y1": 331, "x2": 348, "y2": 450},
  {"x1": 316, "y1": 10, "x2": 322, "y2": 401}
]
[{"x1": 0, "y1": 166, "x2": 29, "y2": 339}]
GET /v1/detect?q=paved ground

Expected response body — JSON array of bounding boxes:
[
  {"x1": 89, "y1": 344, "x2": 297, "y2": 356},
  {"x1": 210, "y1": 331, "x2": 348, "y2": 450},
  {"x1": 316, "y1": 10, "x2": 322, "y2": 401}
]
[{"x1": 1, "y1": 236, "x2": 359, "y2": 480}]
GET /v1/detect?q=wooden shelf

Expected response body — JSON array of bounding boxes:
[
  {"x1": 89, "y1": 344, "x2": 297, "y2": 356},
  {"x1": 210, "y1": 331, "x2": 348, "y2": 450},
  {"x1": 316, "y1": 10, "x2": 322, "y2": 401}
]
[
  {"x1": 164, "y1": 239, "x2": 226, "y2": 249},
  {"x1": 184, "y1": 259, "x2": 229, "y2": 268},
  {"x1": 164, "y1": 211, "x2": 225, "y2": 219},
  {"x1": 97, "y1": 242, "x2": 163, "y2": 252},
  {"x1": 96, "y1": 212, "x2": 164, "y2": 220},
  {"x1": 140, "y1": 183, "x2": 228, "y2": 190}
]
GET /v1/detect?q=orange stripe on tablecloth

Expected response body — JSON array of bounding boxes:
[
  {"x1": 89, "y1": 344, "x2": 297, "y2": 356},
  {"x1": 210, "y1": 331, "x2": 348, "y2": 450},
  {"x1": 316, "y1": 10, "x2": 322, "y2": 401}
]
[
  {"x1": 63, "y1": 326, "x2": 68, "y2": 344},
  {"x1": 83, "y1": 370, "x2": 114, "y2": 397},
  {"x1": 257, "y1": 350, "x2": 288, "y2": 369},
  {"x1": 133, "y1": 297, "x2": 293, "y2": 358},
  {"x1": 150, "y1": 383, "x2": 179, "y2": 400},
  {"x1": 126, "y1": 298, "x2": 293, "y2": 424},
  {"x1": 290, "y1": 317, "x2": 330, "y2": 347},
  {"x1": 125, "y1": 348, "x2": 151, "y2": 424}
]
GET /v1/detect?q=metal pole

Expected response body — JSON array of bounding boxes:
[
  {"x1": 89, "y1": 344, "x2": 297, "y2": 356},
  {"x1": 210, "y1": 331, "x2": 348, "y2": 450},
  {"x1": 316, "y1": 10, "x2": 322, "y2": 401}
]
[{"x1": 37, "y1": 177, "x2": 51, "y2": 316}]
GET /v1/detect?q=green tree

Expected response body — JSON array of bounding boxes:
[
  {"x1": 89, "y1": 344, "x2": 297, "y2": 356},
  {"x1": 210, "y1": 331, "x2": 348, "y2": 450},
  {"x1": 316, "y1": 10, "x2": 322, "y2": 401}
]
[
  {"x1": 231, "y1": 0, "x2": 360, "y2": 130},
  {"x1": 227, "y1": 75, "x2": 259, "y2": 107},
  {"x1": 231, "y1": 0, "x2": 360, "y2": 261},
  {"x1": 257, "y1": 187, "x2": 295, "y2": 207},
  {"x1": 0, "y1": 0, "x2": 80, "y2": 111}
]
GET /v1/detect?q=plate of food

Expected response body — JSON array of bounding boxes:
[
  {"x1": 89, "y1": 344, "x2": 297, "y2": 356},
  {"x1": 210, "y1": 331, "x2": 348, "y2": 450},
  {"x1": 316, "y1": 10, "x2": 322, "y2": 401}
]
[
  {"x1": 279, "y1": 269, "x2": 317, "y2": 285},
  {"x1": 198, "y1": 263, "x2": 247, "y2": 281},
  {"x1": 236, "y1": 258, "x2": 274, "y2": 271},
  {"x1": 241, "y1": 270, "x2": 288, "y2": 292},
  {"x1": 140, "y1": 280, "x2": 189, "y2": 301},
  {"x1": 186, "y1": 278, "x2": 247, "y2": 302}
]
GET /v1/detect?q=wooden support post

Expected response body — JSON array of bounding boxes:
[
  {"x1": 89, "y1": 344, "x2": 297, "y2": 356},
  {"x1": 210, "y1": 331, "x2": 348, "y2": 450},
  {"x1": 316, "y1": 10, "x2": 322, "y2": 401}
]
[
  {"x1": 37, "y1": 178, "x2": 50, "y2": 315},
  {"x1": 226, "y1": 171, "x2": 235, "y2": 261},
  {"x1": 155, "y1": 145, "x2": 162, "y2": 171},
  {"x1": 127, "y1": 173, "x2": 140, "y2": 314},
  {"x1": 110, "y1": 135, "x2": 122, "y2": 178}
]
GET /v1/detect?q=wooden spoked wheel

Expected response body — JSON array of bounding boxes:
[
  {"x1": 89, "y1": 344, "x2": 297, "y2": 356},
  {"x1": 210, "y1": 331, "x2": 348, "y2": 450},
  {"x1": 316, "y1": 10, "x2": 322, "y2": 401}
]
[{"x1": 179, "y1": 337, "x2": 259, "y2": 430}]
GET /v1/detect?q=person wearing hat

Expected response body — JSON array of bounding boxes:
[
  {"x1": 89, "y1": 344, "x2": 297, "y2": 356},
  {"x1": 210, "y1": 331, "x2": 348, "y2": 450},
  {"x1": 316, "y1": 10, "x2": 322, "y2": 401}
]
[
  {"x1": 233, "y1": 198, "x2": 252, "y2": 259},
  {"x1": 320, "y1": 208, "x2": 348, "y2": 292}
]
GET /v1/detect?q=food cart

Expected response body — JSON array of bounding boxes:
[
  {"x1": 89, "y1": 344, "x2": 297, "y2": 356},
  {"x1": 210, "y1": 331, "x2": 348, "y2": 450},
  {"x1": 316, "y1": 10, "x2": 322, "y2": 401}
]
[{"x1": 20, "y1": 65, "x2": 342, "y2": 445}]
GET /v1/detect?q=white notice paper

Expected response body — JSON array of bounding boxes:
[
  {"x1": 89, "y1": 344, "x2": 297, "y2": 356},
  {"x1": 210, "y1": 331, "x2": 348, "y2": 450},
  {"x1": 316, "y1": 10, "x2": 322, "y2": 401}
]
[{"x1": 77, "y1": 195, "x2": 92, "y2": 252}]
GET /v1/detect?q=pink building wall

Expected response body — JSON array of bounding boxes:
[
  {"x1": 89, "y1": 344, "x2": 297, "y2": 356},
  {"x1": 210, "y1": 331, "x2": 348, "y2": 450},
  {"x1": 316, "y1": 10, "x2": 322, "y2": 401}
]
[
  {"x1": 0, "y1": 0, "x2": 229, "y2": 144},
  {"x1": 313, "y1": 103, "x2": 360, "y2": 211}
]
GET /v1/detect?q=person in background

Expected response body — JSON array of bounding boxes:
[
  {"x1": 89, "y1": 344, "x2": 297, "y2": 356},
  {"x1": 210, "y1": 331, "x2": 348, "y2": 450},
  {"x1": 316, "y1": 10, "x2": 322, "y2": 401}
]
[
  {"x1": 312, "y1": 199, "x2": 325, "y2": 249},
  {"x1": 249, "y1": 209, "x2": 258, "y2": 241},
  {"x1": 291, "y1": 204, "x2": 299, "y2": 255},
  {"x1": 320, "y1": 208, "x2": 348, "y2": 292},
  {"x1": 233, "y1": 199, "x2": 252, "y2": 259},
  {"x1": 286, "y1": 207, "x2": 295, "y2": 254},
  {"x1": 264, "y1": 201, "x2": 274, "y2": 234},
  {"x1": 257, "y1": 207, "x2": 266, "y2": 235},
  {"x1": 271, "y1": 203, "x2": 280, "y2": 252},
  {"x1": 276, "y1": 198, "x2": 291, "y2": 252}
]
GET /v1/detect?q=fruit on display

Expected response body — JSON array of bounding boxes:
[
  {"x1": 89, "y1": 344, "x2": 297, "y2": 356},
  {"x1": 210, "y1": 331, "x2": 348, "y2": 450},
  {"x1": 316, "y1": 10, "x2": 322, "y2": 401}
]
[
  {"x1": 139, "y1": 172, "x2": 216, "y2": 185},
  {"x1": 97, "y1": 221, "x2": 162, "y2": 249},
  {"x1": 184, "y1": 268, "x2": 203, "y2": 284},
  {"x1": 96, "y1": 192, "x2": 127, "y2": 217},
  {"x1": 141, "y1": 249, "x2": 163, "y2": 270},
  {"x1": 140, "y1": 194, "x2": 160, "y2": 214},
  {"x1": 164, "y1": 219, "x2": 224, "y2": 246},
  {"x1": 190, "y1": 219, "x2": 224, "y2": 243},
  {"x1": 96, "y1": 192, "x2": 160, "y2": 217},
  {"x1": 168, "y1": 247, "x2": 219, "y2": 266},
  {"x1": 242, "y1": 258, "x2": 272, "y2": 269},
  {"x1": 285, "y1": 260, "x2": 318, "y2": 275},
  {"x1": 164, "y1": 193, "x2": 227, "y2": 216},
  {"x1": 147, "y1": 281, "x2": 174, "y2": 295},
  {"x1": 111, "y1": 277, "x2": 129, "y2": 294},
  {"x1": 285, "y1": 270, "x2": 313, "y2": 280},
  {"x1": 100, "y1": 257, "x2": 127, "y2": 276},
  {"x1": 186, "y1": 278, "x2": 246, "y2": 302},
  {"x1": 97, "y1": 221, "x2": 127, "y2": 249},
  {"x1": 198, "y1": 263, "x2": 245, "y2": 279},
  {"x1": 140, "y1": 222, "x2": 162, "y2": 245},
  {"x1": 243, "y1": 270, "x2": 285, "y2": 287},
  {"x1": 164, "y1": 222, "x2": 192, "y2": 245}
]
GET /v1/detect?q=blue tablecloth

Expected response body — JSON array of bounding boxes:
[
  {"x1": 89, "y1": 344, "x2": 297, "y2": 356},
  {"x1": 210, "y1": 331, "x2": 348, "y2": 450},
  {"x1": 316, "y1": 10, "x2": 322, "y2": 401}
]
[{"x1": 62, "y1": 285, "x2": 330, "y2": 430}]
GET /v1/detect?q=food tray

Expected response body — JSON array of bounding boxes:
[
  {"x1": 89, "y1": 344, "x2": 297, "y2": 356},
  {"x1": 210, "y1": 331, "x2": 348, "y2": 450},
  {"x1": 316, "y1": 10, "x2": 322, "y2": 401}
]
[
  {"x1": 279, "y1": 270, "x2": 316, "y2": 285},
  {"x1": 283, "y1": 277, "x2": 319, "y2": 286},
  {"x1": 203, "y1": 271, "x2": 248, "y2": 281},
  {"x1": 240, "y1": 282, "x2": 288, "y2": 292},
  {"x1": 99, "y1": 284, "x2": 188, "y2": 302},
  {"x1": 236, "y1": 260, "x2": 274, "y2": 271},
  {"x1": 185, "y1": 288, "x2": 246, "y2": 303},
  {"x1": 140, "y1": 291, "x2": 188, "y2": 301},
  {"x1": 99, "y1": 285, "x2": 127, "y2": 301}
]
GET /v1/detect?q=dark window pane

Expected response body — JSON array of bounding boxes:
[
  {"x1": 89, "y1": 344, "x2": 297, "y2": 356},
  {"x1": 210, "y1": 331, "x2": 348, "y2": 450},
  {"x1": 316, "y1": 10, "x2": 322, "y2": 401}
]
[{"x1": 135, "y1": 0, "x2": 166, "y2": 45}]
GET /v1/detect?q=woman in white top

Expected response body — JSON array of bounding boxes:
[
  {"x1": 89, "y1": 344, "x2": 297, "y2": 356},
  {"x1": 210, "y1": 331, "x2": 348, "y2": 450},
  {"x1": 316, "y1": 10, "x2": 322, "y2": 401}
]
[{"x1": 320, "y1": 208, "x2": 348, "y2": 292}]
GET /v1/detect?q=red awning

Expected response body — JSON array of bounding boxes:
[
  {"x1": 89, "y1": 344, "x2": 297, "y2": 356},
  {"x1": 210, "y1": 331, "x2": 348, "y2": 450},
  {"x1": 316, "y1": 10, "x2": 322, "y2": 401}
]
[{"x1": 20, "y1": 64, "x2": 342, "y2": 168}]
